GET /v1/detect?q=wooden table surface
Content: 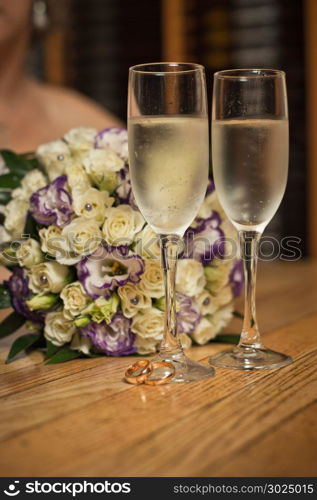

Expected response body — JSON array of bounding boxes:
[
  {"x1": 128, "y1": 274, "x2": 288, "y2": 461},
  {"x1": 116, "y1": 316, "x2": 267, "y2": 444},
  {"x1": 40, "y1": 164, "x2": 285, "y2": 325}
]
[{"x1": 0, "y1": 260, "x2": 316, "y2": 477}]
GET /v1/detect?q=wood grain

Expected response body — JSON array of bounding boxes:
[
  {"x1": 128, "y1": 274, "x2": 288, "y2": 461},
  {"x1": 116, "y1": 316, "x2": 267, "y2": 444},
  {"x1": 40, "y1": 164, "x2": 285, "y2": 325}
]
[
  {"x1": 214, "y1": 402, "x2": 317, "y2": 477},
  {"x1": 0, "y1": 261, "x2": 316, "y2": 477}
]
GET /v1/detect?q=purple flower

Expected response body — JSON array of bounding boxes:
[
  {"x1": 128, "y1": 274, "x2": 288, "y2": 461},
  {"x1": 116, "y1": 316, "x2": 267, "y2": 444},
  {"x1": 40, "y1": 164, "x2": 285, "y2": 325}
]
[
  {"x1": 114, "y1": 166, "x2": 137, "y2": 208},
  {"x1": 206, "y1": 177, "x2": 215, "y2": 194},
  {"x1": 177, "y1": 293, "x2": 201, "y2": 335},
  {"x1": 184, "y1": 211, "x2": 225, "y2": 265},
  {"x1": 229, "y1": 260, "x2": 244, "y2": 297},
  {"x1": 78, "y1": 244, "x2": 144, "y2": 299},
  {"x1": 5, "y1": 268, "x2": 44, "y2": 325},
  {"x1": 95, "y1": 128, "x2": 128, "y2": 159},
  {"x1": 30, "y1": 175, "x2": 73, "y2": 227},
  {"x1": 81, "y1": 313, "x2": 136, "y2": 356}
]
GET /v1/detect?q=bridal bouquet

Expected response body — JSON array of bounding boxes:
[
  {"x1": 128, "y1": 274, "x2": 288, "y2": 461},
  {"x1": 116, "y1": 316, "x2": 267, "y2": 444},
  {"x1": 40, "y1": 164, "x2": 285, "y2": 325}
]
[{"x1": 0, "y1": 127, "x2": 243, "y2": 363}]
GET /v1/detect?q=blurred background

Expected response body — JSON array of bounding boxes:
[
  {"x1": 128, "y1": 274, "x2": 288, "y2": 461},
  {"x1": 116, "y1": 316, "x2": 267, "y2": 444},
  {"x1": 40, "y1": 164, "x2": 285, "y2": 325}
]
[{"x1": 23, "y1": 0, "x2": 317, "y2": 257}]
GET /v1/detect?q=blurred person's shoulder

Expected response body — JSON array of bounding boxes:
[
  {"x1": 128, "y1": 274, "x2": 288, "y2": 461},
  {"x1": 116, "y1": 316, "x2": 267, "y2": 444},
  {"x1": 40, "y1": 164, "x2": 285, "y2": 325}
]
[
  {"x1": 34, "y1": 80, "x2": 124, "y2": 133},
  {"x1": 10, "y1": 79, "x2": 124, "y2": 152}
]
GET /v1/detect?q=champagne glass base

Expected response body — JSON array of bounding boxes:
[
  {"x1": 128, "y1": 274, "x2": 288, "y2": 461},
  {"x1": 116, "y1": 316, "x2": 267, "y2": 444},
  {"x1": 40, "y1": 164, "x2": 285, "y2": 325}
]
[
  {"x1": 209, "y1": 346, "x2": 292, "y2": 371},
  {"x1": 150, "y1": 352, "x2": 215, "y2": 383}
]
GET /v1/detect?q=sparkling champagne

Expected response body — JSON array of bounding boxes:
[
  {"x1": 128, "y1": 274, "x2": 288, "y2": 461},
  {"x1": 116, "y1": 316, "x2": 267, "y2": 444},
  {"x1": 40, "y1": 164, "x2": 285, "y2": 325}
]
[
  {"x1": 212, "y1": 119, "x2": 289, "y2": 230},
  {"x1": 129, "y1": 116, "x2": 208, "y2": 235}
]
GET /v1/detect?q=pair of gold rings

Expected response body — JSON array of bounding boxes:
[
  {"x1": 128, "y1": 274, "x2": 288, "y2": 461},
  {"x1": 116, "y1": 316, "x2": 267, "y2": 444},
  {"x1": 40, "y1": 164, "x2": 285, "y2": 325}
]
[{"x1": 125, "y1": 359, "x2": 175, "y2": 386}]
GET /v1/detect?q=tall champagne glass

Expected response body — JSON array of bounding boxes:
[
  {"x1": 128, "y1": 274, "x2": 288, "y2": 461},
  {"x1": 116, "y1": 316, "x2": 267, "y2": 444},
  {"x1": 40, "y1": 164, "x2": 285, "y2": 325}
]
[
  {"x1": 209, "y1": 69, "x2": 292, "y2": 370},
  {"x1": 128, "y1": 62, "x2": 215, "y2": 382}
]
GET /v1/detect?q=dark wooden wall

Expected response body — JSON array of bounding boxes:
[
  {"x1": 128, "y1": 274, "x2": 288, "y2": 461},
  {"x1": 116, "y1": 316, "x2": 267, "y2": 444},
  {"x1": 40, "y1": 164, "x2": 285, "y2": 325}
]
[{"x1": 37, "y1": 0, "x2": 309, "y2": 256}]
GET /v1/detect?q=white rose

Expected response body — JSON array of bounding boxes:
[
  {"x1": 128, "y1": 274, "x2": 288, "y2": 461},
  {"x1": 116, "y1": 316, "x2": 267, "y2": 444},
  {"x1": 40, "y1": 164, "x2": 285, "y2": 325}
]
[
  {"x1": 70, "y1": 332, "x2": 92, "y2": 355},
  {"x1": 72, "y1": 186, "x2": 114, "y2": 225},
  {"x1": 64, "y1": 127, "x2": 97, "y2": 155},
  {"x1": 118, "y1": 282, "x2": 152, "y2": 318},
  {"x1": 39, "y1": 225, "x2": 63, "y2": 257},
  {"x1": 0, "y1": 249, "x2": 15, "y2": 267},
  {"x1": 131, "y1": 307, "x2": 164, "y2": 339},
  {"x1": 28, "y1": 261, "x2": 70, "y2": 294},
  {"x1": 204, "y1": 260, "x2": 231, "y2": 295},
  {"x1": 37, "y1": 139, "x2": 70, "y2": 160},
  {"x1": 192, "y1": 304, "x2": 233, "y2": 345},
  {"x1": 4, "y1": 198, "x2": 29, "y2": 239},
  {"x1": 83, "y1": 148, "x2": 124, "y2": 174},
  {"x1": 195, "y1": 290, "x2": 218, "y2": 316},
  {"x1": 209, "y1": 303, "x2": 233, "y2": 336},
  {"x1": 36, "y1": 139, "x2": 71, "y2": 181},
  {"x1": 39, "y1": 225, "x2": 77, "y2": 265},
  {"x1": 102, "y1": 205, "x2": 144, "y2": 246},
  {"x1": 0, "y1": 225, "x2": 11, "y2": 243},
  {"x1": 82, "y1": 149, "x2": 123, "y2": 191},
  {"x1": 16, "y1": 238, "x2": 44, "y2": 268},
  {"x1": 139, "y1": 259, "x2": 164, "y2": 298},
  {"x1": 61, "y1": 281, "x2": 91, "y2": 318},
  {"x1": 134, "y1": 224, "x2": 161, "y2": 259},
  {"x1": 62, "y1": 217, "x2": 102, "y2": 256},
  {"x1": 191, "y1": 317, "x2": 216, "y2": 345},
  {"x1": 180, "y1": 333, "x2": 192, "y2": 350},
  {"x1": 135, "y1": 335, "x2": 160, "y2": 355},
  {"x1": 176, "y1": 259, "x2": 206, "y2": 297},
  {"x1": 44, "y1": 311, "x2": 76, "y2": 346},
  {"x1": 65, "y1": 163, "x2": 91, "y2": 192},
  {"x1": 11, "y1": 169, "x2": 47, "y2": 200},
  {"x1": 212, "y1": 285, "x2": 233, "y2": 308}
]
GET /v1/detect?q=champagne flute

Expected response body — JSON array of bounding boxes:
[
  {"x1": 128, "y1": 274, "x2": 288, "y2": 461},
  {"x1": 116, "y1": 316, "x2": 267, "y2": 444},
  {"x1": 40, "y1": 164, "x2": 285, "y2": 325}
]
[
  {"x1": 209, "y1": 69, "x2": 292, "y2": 370},
  {"x1": 128, "y1": 62, "x2": 215, "y2": 382}
]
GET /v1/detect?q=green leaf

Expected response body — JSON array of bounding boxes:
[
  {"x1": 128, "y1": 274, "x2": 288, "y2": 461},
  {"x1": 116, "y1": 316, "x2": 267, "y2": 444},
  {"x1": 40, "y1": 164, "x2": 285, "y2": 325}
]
[
  {"x1": 0, "y1": 189, "x2": 12, "y2": 205},
  {"x1": 0, "y1": 173, "x2": 23, "y2": 189},
  {"x1": 29, "y1": 334, "x2": 45, "y2": 350},
  {"x1": 212, "y1": 334, "x2": 240, "y2": 345},
  {"x1": 0, "y1": 311, "x2": 25, "y2": 339},
  {"x1": 23, "y1": 212, "x2": 39, "y2": 240},
  {"x1": 0, "y1": 150, "x2": 34, "y2": 176},
  {"x1": 0, "y1": 284, "x2": 11, "y2": 309},
  {"x1": 6, "y1": 332, "x2": 41, "y2": 363},
  {"x1": 21, "y1": 152, "x2": 38, "y2": 163},
  {"x1": 28, "y1": 158, "x2": 39, "y2": 169},
  {"x1": 45, "y1": 347, "x2": 82, "y2": 364},
  {"x1": 21, "y1": 154, "x2": 46, "y2": 174},
  {"x1": 45, "y1": 340, "x2": 60, "y2": 360}
]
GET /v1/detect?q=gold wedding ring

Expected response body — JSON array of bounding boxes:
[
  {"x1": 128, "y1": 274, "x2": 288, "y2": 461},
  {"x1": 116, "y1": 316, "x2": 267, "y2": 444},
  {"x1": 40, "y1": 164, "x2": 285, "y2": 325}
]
[
  {"x1": 125, "y1": 359, "x2": 152, "y2": 385},
  {"x1": 124, "y1": 360, "x2": 176, "y2": 385}
]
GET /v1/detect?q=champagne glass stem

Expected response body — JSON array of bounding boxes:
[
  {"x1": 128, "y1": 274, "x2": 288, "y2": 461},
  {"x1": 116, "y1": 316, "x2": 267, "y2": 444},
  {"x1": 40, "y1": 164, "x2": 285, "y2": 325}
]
[
  {"x1": 210, "y1": 227, "x2": 291, "y2": 370},
  {"x1": 159, "y1": 234, "x2": 183, "y2": 355},
  {"x1": 238, "y1": 230, "x2": 262, "y2": 350}
]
